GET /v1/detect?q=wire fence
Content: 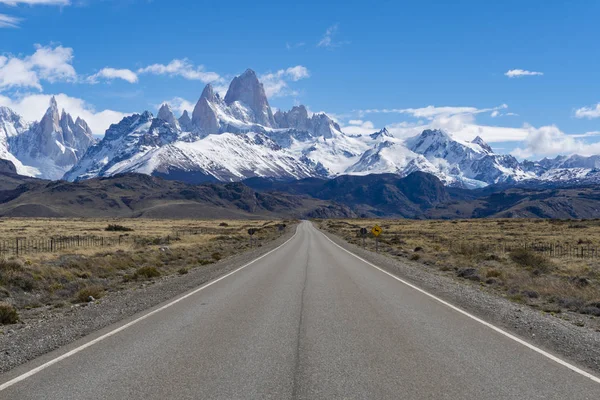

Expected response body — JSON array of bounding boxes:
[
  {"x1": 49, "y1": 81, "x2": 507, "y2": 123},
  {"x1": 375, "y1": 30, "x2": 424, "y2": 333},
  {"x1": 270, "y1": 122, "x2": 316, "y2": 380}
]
[
  {"x1": 379, "y1": 231, "x2": 600, "y2": 260},
  {"x1": 0, "y1": 234, "x2": 173, "y2": 258}
]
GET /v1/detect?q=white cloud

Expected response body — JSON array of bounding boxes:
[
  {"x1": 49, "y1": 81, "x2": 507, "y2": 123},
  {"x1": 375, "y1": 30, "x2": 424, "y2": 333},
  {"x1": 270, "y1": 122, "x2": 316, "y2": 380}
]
[
  {"x1": 359, "y1": 104, "x2": 508, "y2": 119},
  {"x1": 0, "y1": 44, "x2": 76, "y2": 91},
  {"x1": 88, "y1": 67, "x2": 138, "y2": 84},
  {"x1": 259, "y1": 66, "x2": 310, "y2": 98},
  {"x1": 348, "y1": 119, "x2": 365, "y2": 125},
  {"x1": 317, "y1": 24, "x2": 349, "y2": 48},
  {"x1": 0, "y1": 0, "x2": 69, "y2": 4},
  {"x1": 138, "y1": 59, "x2": 221, "y2": 83},
  {"x1": 0, "y1": 13, "x2": 21, "y2": 28},
  {"x1": 341, "y1": 120, "x2": 376, "y2": 135},
  {"x1": 511, "y1": 125, "x2": 600, "y2": 158},
  {"x1": 505, "y1": 69, "x2": 544, "y2": 78},
  {"x1": 350, "y1": 103, "x2": 536, "y2": 143},
  {"x1": 0, "y1": 93, "x2": 130, "y2": 135},
  {"x1": 575, "y1": 103, "x2": 600, "y2": 119},
  {"x1": 162, "y1": 97, "x2": 195, "y2": 117},
  {"x1": 286, "y1": 42, "x2": 305, "y2": 50},
  {"x1": 490, "y1": 110, "x2": 500, "y2": 118}
]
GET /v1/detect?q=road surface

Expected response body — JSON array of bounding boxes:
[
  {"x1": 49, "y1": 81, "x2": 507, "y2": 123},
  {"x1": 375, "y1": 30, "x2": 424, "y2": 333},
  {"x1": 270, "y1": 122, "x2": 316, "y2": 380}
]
[{"x1": 2, "y1": 221, "x2": 600, "y2": 399}]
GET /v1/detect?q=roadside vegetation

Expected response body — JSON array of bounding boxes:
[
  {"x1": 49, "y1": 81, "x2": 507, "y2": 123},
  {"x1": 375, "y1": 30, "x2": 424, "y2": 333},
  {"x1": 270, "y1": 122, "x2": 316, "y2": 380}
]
[
  {"x1": 320, "y1": 219, "x2": 600, "y2": 329},
  {"x1": 0, "y1": 218, "x2": 293, "y2": 325}
]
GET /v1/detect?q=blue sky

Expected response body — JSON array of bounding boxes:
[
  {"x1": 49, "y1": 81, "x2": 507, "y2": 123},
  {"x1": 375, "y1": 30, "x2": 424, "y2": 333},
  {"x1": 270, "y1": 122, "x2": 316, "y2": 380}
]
[{"x1": 1, "y1": 0, "x2": 599, "y2": 159}]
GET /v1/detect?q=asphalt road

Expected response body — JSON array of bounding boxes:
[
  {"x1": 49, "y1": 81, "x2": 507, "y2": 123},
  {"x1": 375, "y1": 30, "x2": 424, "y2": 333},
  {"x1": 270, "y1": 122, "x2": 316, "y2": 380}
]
[{"x1": 2, "y1": 221, "x2": 600, "y2": 399}]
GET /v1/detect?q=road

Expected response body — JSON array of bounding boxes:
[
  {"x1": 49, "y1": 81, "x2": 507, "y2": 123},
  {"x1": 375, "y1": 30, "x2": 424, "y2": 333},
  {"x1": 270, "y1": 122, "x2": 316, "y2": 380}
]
[{"x1": 2, "y1": 221, "x2": 600, "y2": 399}]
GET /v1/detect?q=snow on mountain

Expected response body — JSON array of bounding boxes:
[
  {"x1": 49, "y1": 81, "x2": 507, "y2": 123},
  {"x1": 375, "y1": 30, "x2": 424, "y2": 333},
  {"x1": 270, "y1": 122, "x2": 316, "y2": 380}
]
[
  {"x1": 0, "y1": 99, "x2": 95, "y2": 179},
  {"x1": 63, "y1": 108, "x2": 317, "y2": 182},
  {"x1": 345, "y1": 135, "x2": 438, "y2": 179},
  {"x1": 107, "y1": 133, "x2": 317, "y2": 182},
  {"x1": 0, "y1": 106, "x2": 40, "y2": 176},
  {"x1": 58, "y1": 68, "x2": 600, "y2": 188},
  {"x1": 403, "y1": 129, "x2": 535, "y2": 187},
  {"x1": 9, "y1": 97, "x2": 96, "y2": 180}
]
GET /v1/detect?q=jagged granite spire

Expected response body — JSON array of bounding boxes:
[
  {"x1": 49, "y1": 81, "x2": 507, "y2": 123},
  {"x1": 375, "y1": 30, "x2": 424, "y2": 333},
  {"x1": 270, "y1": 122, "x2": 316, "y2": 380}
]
[
  {"x1": 224, "y1": 69, "x2": 275, "y2": 127},
  {"x1": 192, "y1": 83, "x2": 221, "y2": 135},
  {"x1": 157, "y1": 103, "x2": 180, "y2": 129},
  {"x1": 178, "y1": 110, "x2": 193, "y2": 131}
]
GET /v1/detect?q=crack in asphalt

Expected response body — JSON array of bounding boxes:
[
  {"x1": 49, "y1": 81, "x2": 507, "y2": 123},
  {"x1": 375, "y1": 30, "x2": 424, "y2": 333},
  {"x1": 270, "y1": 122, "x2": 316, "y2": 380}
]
[{"x1": 291, "y1": 232, "x2": 310, "y2": 399}]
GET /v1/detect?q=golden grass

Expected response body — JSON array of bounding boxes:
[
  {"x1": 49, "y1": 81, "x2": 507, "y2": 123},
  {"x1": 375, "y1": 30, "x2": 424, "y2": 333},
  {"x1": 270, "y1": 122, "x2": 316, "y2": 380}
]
[
  {"x1": 0, "y1": 218, "x2": 294, "y2": 319},
  {"x1": 0, "y1": 218, "x2": 278, "y2": 240}
]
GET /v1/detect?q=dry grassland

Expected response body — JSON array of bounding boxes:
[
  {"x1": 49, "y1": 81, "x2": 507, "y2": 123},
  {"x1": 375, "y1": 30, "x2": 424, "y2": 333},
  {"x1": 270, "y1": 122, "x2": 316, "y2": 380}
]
[{"x1": 0, "y1": 218, "x2": 294, "y2": 323}]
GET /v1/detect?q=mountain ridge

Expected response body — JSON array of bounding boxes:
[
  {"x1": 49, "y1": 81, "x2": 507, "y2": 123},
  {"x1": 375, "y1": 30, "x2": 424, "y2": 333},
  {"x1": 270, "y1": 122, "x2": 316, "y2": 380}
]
[{"x1": 2, "y1": 69, "x2": 600, "y2": 188}]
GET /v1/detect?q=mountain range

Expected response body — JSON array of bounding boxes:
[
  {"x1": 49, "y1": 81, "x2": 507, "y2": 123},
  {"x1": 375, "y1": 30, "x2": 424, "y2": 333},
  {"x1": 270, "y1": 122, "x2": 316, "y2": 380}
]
[{"x1": 1, "y1": 68, "x2": 599, "y2": 188}]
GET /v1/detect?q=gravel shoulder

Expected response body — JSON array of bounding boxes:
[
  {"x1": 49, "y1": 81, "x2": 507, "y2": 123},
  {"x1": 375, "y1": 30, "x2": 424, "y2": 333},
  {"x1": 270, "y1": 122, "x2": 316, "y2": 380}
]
[
  {"x1": 0, "y1": 225, "x2": 297, "y2": 374},
  {"x1": 317, "y1": 224, "x2": 600, "y2": 375}
]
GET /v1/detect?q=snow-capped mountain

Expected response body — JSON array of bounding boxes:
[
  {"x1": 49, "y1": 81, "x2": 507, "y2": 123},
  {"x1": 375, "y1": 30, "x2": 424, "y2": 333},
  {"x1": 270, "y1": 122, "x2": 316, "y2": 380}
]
[
  {"x1": 63, "y1": 102, "x2": 317, "y2": 182},
  {"x1": 0, "y1": 106, "x2": 39, "y2": 176},
  {"x1": 59, "y1": 68, "x2": 600, "y2": 188},
  {"x1": 522, "y1": 155, "x2": 600, "y2": 184},
  {"x1": 0, "y1": 98, "x2": 96, "y2": 179}
]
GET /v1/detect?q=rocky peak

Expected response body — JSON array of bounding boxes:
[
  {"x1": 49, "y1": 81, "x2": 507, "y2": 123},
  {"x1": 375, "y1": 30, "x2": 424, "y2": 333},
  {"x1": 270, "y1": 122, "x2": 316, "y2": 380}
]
[
  {"x1": 0, "y1": 106, "x2": 20, "y2": 121},
  {"x1": 200, "y1": 83, "x2": 218, "y2": 103},
  {"x1": 0, "y1": 106, "x2": 29, "y2": 138},
  {"x1": 274, "y1": 105, "x2": 310, "y2": 130},
  {"x1": 422, "y1": 129, "x2": 450, "y2": 140},
  {"x1": 370, "y1": 127, "x2": 392, "y2": 140},
  {"x1": 60, "y1": 109, "x2": 76, "y2": 145},
  {"x1": 311, "y1": 113, "x2": 341, "y2": 139},
  {"x1": 40, "y1": 96, "x2": 61, "y2": 135},
  {"x1": 471, "y1": 136, "x2": 493, "y2": 153},
  {"x1": 224, "y1": 69, "x2": 275, "y2": 127},
  {"x1": 157, "y1": 103, "x2": 180, "y2": 129},
  {"x1": 75, "y1": 117, "x2": 92, "y2": 134},
  {"x1": 178, "y1": 110, "x2": 193, "y2": 131}
]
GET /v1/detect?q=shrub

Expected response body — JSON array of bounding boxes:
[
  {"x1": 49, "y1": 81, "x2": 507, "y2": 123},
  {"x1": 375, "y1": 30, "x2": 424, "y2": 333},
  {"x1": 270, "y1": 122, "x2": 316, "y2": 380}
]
[
  {"x1": 409, "y1": 254, "x2": 421, "y2": 261},
  {"x1": 178, "y1": 268, "x2": 189, "y2": 275},
  {"x1": 135, "y1": 266, "x2": 161, "y2": 279},
  {"x1": 211, "y1": 252, "x2": 222, "y2": 261},
  {"x1": 105, "y1": 224, "x2": 134, "y2": 232},
  {"x1": 0, "y1": 259, "x2": 23, "y2": 272},
  {"x1": 521, "y1": 290, "x2": 539, "y2": 299},
  {"x1": 75, "y1": 286, "x2": 104, "y2": 303},
  {"x1": 486, "y1": 269, "x2": 502, "y2": 278},
  {"x1": 414, "y1": 246, "x2": 423, "y2": 252},
  {"x1": 0, "y1": 302, "x2": 18, "y2": 325},
  {"x1": 219, "y1": 222, "x2": 229, "y2": 227},
  {"x1": 509, "y1": 248, "x2": 553, "y2": 272},
  {"x1": 9, "y1": 274, "x2": 35, "y2": 292},
  {"x1": 456, "y1": 268, "x2": 481, "y2": 282}
]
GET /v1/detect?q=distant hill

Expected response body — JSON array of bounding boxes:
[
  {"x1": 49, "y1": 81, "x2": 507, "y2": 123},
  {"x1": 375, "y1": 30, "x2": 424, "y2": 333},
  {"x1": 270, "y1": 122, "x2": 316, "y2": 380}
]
[
  {"x1": 244, "y1": 172, "x2": 450, "y2": 218},
  {"x1": 0, "y1": 165, "x2": 599, "y2": 220},
  {"x1": 0, "y1": 172, "x2": 354, "y2": 219},
  {"x1": 428, "y1": 186, "x2": 600, "y2": 219},
  {"x1": 245, "y1": 172, "x2": 600, "y2": 220}
]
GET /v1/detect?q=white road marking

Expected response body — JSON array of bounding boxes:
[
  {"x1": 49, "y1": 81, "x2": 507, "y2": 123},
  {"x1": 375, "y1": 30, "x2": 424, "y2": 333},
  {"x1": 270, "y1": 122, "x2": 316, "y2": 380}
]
[
  {"x1": 0, "y1": 227, "x2": 299, "y2": 392},
  {"x1": 318, "y1": 227, "x2": 600, "y2": 385}
]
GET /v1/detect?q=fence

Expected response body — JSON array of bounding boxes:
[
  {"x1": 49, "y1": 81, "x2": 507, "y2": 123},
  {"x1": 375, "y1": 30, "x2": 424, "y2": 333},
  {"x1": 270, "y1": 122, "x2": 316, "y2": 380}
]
[
  {"x1": 383, "y1": 230, "x2": 600, "y2": 260},
  {"x1": 0, "y1": 234, "x2": 172, "y2": 258}
]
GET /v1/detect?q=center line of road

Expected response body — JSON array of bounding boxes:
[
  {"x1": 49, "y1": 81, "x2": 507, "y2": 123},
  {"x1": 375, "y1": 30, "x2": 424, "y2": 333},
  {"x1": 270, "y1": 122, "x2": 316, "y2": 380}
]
[
  {"x1": 317, "y1": 226, "x2": 600, "y2": 385},
  {"x1": 0, "y1": 227, "x2": 299, "y2": 392}
]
